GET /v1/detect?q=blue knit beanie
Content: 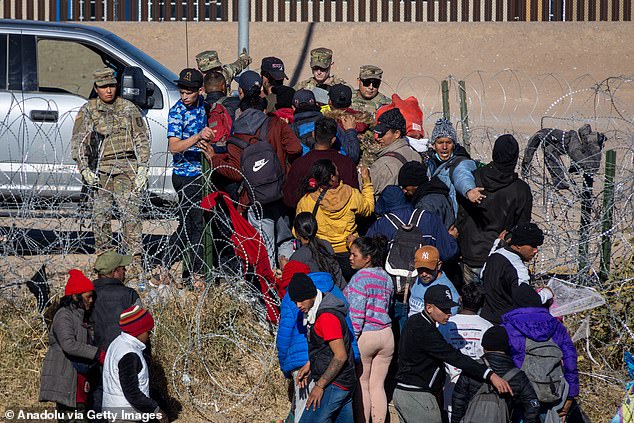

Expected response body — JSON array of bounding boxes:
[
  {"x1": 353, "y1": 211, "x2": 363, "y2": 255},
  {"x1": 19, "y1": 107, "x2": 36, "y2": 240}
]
[{"x1": 431, "y1": 118, "x2": 457, "y2": 143}]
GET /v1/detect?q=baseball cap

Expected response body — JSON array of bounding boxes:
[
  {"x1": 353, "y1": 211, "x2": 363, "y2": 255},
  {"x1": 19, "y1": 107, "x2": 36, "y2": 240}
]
[
  {"x1": 414, "y1": 246, "x2": 440, "y2": 269},
  {"x1": 238, "y1": 70, "x2": 263, "y2": 95},
  {"x1": 293, "y1": 89, "x2": 316, "y2": 108},
  {"x1": 94, "y1": 250, "x2": 133, "y2": 275},
  {"x1": 174, "y1": 68, "x2": 203, "y2": 89},
  {"x1": 424, "y1": 284, "x2": 459, "y2": 310},
  {"x1": 310, "y1": 47, "x2": 333, "y2": 68},
  {"x1": 93, "y1": 67, "x2": 117, "y2": 87},
  {"x1": 329, "y1": 84, "x2": 352, "y2": 109},
  {"x1": 373, "y1": 108, "x2": 406, "y2": 137},
  {"x1": 261, "y1": 57, "x2": 288, "y2": 80},
  {"x1": 359, "y1": 65, "x2": 383, "y2": 80}
]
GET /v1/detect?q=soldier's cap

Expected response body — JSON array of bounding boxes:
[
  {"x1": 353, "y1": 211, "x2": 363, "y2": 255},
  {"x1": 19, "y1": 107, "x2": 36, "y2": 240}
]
[
  {"x1": 94, "y1": 249, "x2": 133, "y2": 275},
  {"x1": 93, "y1": 67, "x2": 117, "y2": 87},
  {"x1": 238, "y1": 70, "x2": 263, "y2": 95},
  {"x1": 359, "y1": 65, "x2": 383, "y2": 80},
  {"x1": 329, "y1": 84, "x2": 352, "y2": 109},
  {"x1": 310, "y1": 47, "x2": 333, "y2": 68},
  {"x1": 424, "y1": 284, "x2": 459, "y2": 310},
  {"x1": 196, "y1": 50, "x2": 223, "y2": 72},
  {"x1": 414, "y1": 245, "x2": 440, "y2": 269},
  {"x1": 293, "y1": 89, "x2": 316, "y2": 108},
  {"x1": 175, "y1": 68, "x2": 203, "y2": 89},
  {"x1": 373, "y1": 108, "x2": 406, "y2": 137},
  {"x1": 261, "y1": 56, "x2": 288, "y2": 81},
  {"x1": 311, "y1": 87, "x2": 330, "y2": 106}
]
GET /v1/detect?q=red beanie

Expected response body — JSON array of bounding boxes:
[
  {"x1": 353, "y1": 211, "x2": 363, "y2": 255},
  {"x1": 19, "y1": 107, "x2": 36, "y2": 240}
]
[
  {"x1": 280, "y1": 261, "x2": 311, "y2": 298},
  {"x1": 119, "y1": 305, "x2": 155, "y2": 337},
  {"x1": 65, "y1": 269, "x2": 95, "y2": 296}
]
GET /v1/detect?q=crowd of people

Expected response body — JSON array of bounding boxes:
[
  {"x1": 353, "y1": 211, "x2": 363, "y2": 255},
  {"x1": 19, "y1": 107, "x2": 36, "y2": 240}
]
[{"x1": 45, "y1": 46, "x2": 586, "y2": 423}]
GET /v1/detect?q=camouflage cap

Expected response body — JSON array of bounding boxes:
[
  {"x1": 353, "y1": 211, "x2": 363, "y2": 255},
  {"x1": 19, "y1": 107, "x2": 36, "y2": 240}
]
[
  {"x1": 359, "y1": 65, "x2": 383, "y2": 80},
  {"x1": 93, "y1": 67, "x2": 117, "y2": 87},
  {"x1": 196, "y1": 50, "x2": 223, "y2": 72},
  {"x1": 310, "y1": 47, "x2": 333, "y2": 68}
]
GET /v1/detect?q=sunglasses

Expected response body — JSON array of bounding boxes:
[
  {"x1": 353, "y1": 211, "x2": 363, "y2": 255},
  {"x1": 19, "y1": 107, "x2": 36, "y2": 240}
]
[
  {"x1": 312, "y1": 66, "x2": 330, "y2": 73},
  {"x1": 361, "y1": 78, "x2": 381, "y2": 88}
]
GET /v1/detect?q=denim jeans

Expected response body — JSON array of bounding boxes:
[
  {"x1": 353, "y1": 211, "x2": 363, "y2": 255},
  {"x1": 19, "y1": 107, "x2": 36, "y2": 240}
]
[
  {"x1": 393, "y1": 301, "x2": 410, "y2": 337},
  {"x1": 298, "y1": 383, "x2": 354, "y2": 423}
]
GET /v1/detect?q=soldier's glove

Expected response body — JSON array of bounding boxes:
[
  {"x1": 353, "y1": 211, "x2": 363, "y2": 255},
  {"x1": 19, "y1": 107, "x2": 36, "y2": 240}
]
[
  {"x1": 80, "y1": 168, "x2": 99, "y2": 187},
  {"x1": 239, "y1": 48, "x2": 252, "y2": 66},
  {"x1": 134, "y1": 166, "x2": 149, "y2": 192}
]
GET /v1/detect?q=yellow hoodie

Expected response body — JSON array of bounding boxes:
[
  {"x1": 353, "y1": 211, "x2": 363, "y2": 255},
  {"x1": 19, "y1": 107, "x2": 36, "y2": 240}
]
[{"x1": 296, "y1": 182, "x2": 374, "y2": 253}]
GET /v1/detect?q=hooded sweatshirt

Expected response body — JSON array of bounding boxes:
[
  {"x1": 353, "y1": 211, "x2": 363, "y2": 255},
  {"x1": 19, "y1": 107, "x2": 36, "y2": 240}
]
[
  {"x1": 366, "y1": 185, "x2": 459, "y2": 262},
  {"x1": 457, "y1": 162, "x2": 533, "y2": 267},
  {"x1": 412, "y1": 176, "x2": 454, "y2": 230},
  {"x1": 502, "y1": 307, "x2": 579, "y2": 397},
  {"x1": 296, "y1": 182, "x2": 374, "y2": 253}
]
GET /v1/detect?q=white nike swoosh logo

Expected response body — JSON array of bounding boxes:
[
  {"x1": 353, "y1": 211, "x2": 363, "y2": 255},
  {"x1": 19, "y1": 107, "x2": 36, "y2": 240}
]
[{"x1": 253, "y1": 159, "x2": 269, "y2": 172}]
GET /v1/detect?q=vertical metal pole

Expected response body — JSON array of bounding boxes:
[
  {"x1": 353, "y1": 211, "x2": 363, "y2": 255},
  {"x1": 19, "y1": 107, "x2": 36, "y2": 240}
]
[
  {"x1": 577, "y1": 173, "x2": 593, "y2": 278},
  {"x1": 441, "y1": 79, "x2": 450, "y2": 120},
  {"x1": 458, "y1": 80, "x2": 471, "y2": 154},
  {"x1": 202, "y1": 156, "x2": 214, "y2": 282},
  {"x1": 600, "y1": 149, "x2": 616, "y2": 281},
  {"x1": 238, "y1": 0, "x2": 249, "y2": 56}
]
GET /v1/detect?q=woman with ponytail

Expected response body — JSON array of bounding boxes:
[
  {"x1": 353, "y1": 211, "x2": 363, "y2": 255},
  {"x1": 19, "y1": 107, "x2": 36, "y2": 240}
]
[
  {"x1": 344, "y1": 235, "x2": 394, "y2": 423},
  {"x1": 296, "y1": 159, "x2": 374, "y2": 281}
]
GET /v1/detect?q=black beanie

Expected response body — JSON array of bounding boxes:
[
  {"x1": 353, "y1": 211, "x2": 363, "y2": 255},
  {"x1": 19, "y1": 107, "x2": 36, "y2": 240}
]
[
  {"x1": 509, "y1": 222, "x2": 544, "y2": 247},
  {"x1": 273, "y1": 85, "x2": 295, "y2": 109},
  {"x1": 398, "y1": 161, "x2": 429, "y2": 187},
  {"x1": 329, "y1": 84, "x2": 352, "y2": 109},
  {"x1": 287, "y1": 273, "x2": 317, "y2": 302},
  {"x1": 492, "y1": 134, "x2": 519, "y2": 174},
  {"x1": 481, "y1": 325, "x2": 510, "y2": 353}
]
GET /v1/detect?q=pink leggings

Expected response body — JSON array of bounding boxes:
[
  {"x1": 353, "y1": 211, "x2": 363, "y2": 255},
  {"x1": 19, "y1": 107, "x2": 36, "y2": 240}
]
[{"x1": 355, "y1": 326, "x2": 394, "y2": 423}]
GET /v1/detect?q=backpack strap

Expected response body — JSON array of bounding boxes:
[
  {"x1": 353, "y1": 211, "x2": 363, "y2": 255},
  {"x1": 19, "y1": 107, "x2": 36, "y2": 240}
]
[
  {"x1": 226, "y1": 136, "x2": 250, "y2": 150},
  {"x1": 502, "y1": 368, "x2": 521, "y2": 382},
  {"x1": 257, "y1": 116, "x2": 270, "y2": 143},
  {"x1": 383, "y1": 151, "x2": 408, "y2": 165},
  {"x1": 312, "y1": 188, "x2": 329, "y2": 216},
  {"x1": 408, "y1": 208, "x2": 425, "y2": 227},
  {"x1": 385, "y1": 212, "x2": 405, "y2": 230}
]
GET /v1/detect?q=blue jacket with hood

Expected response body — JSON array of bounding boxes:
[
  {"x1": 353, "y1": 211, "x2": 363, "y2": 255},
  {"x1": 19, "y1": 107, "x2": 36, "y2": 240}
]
[
  {"x1": 366, "y1": 185, "x2": 459, "y2": 262},
  {"x1": 276, "y1": 271, "x2": 360, "y2": 377}
]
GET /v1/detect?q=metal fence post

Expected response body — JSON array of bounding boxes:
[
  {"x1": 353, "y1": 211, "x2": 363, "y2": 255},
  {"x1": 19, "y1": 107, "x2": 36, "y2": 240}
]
[
  {"x1": 441, "y1": 80, "x2": 450, "y2": 120},
  {"x1": 577, "y1": 173, "x2": 593, "y2": 279},
  {"x1": 458, "y1": 80, "x2": 471, "y2": 154},
  {"x1": 600, "y1": 149, "x2": 617, "y2": 281}
]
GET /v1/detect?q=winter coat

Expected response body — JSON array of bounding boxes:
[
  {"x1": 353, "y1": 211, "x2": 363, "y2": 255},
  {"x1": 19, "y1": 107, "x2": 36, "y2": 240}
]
[
  {"x1": 413, "y1": 176, "x2": 455, "y2": 230},
  {"x1": 426, "y1": 147, "x2": 477, "y2": 218},
  {"x1": 451, "y1": 352, "x2": 541, "y2": 423},
  {"x1": 40, "y1": 303, "x2": 98, "y2": 407},
  {"x1": 288, "y1": 240, "x2": 346, "y2": 289},
  {"x1": 275, "y1": 272, "x2": 360, "y2": 378},
  {"x1": 457, "y1": 163, "x2": 533, "y2": 268},
  {"x1": 296, "y1": 182, "x2": 374, "y2": 253},
  {"x1": 366, "y1": 185, "x2": 459, "y2": 262},
  {"x1": 502, "y1": 307, "x2": 580, "y2": 398},
  {"x1": 370, "y1": 138, "x2": 422, "y2": 198},
  {"x1": 91, "y1": 277, "x2": 141, "y2": 351}
]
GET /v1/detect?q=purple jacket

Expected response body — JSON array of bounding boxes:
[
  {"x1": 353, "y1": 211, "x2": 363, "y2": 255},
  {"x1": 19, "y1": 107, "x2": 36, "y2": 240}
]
[{"x1": 502, "y1": 307, "x2": 579, "y2": 397}]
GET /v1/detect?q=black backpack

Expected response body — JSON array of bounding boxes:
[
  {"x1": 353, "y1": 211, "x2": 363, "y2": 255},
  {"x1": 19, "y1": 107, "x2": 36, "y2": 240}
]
[
  {"x1": 227, "y1": 118, "x2": 285, "y2": 205},
  {"x1": 290, "y1": 115, "x2": 320, "y2": 152},
  {"x1": 384, "y1": 209, "x2": 427, "y2": 293}
]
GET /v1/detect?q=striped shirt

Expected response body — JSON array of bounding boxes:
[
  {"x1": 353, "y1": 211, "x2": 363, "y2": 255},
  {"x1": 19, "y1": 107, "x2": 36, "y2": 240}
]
[{"x1": 344, "y1": 267, "x2": 393, "y2": 338}]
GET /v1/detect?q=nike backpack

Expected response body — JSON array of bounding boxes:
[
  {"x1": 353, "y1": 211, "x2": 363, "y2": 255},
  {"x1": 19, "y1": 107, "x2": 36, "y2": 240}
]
[
  {"x1": 521, "y1": 338, "x2": 567, "y2": 405},
  {"x1": 227, "y1": 118, "x2": 285, "y2": 205},
  {"x1": 384, "y1": 209, "x2": 427, "y2": 293}
]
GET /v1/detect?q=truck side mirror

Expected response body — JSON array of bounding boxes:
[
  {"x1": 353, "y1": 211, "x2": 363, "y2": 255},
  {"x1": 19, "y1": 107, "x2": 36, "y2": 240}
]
[{"x1": 121, "y1": 66, "x2": 154, "y2": 108}]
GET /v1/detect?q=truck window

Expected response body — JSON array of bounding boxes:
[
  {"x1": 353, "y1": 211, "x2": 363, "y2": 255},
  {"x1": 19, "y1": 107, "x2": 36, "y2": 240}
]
[
  {"x1": 0, "y1": 35, "x2": 6, "y2": 90},
  {"x1": 37, "y1": 38, "x2": 104, "y2": 98}
]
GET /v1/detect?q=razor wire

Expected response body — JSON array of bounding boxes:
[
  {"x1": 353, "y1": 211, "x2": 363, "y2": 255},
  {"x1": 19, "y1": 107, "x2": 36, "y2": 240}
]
[{"x1": 0, "y1": 71, "x2": 633, "y2": 420}]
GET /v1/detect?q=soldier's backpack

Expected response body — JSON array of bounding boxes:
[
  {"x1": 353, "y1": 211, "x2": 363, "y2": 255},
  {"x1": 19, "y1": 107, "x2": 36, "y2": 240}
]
[
  {"x1": 462, "y1": 363, "x2": 520, "y2": 423},
  {"x1": 384, "y1": 209, "x2": 427, "y2": 293},
  {"x1": 521, "y1": 338, "x2": 566, "y2": 404},
  {"x1": 227, "y1": 118, "x2": 285, "y2": 205},
  {"x1": 204, "y1": 99, "x2": 233, "y2": 154}
]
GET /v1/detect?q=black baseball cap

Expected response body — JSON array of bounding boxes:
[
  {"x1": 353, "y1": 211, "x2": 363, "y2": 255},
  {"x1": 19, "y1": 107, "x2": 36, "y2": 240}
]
[
  {"x1": 329, "y1": 84, "x2": 352, "y2": 109},
  {"x1": 373, "y1": 108, "x2": 406, "y2": 137},
  {"x1": 174, "y1": 68, "x2": 203, "y2": 89},
  {"x1": 293, "y1": 89, "x2": 316, "y2": 108},
  {"x1": 424, "y1": 285, "x2": 459, "y2": 310},
  {"x1": 261, "y1": 57, "x2": 288, "y2": 81}
]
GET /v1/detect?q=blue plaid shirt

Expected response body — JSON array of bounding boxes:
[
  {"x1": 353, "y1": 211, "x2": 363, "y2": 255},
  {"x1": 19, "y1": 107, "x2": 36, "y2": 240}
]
[{"x1": 167, "y1": 97, "x2": 206, "y2": 177}]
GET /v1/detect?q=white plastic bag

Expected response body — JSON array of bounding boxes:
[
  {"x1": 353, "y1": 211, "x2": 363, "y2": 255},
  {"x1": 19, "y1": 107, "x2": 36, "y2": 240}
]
[{"x1": 547, "y1": 277, "x2": 606, "y2": 317}]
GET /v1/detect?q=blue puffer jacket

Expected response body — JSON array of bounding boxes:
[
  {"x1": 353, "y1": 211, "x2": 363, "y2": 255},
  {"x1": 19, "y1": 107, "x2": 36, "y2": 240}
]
[
  {"x1": 427, "y1": 149, "x2": 477, "y2": 218},
  {"x1": 366, "y1": 186, "x2": 459, "y2": 262},
  {"x1": 276, "y1": 271, "x2": 361, "y2": 377}
]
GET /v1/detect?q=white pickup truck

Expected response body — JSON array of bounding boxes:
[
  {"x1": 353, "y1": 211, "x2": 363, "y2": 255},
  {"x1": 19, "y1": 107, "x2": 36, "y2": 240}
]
[{"x1": 0, "y1": 19, "x2": 181, "y2": 204}]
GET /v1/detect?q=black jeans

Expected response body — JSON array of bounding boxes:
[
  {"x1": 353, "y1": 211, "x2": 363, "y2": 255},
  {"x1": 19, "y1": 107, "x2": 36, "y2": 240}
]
[{"x1": 168, "y1": 174, "x2": 205, "y2": 276}]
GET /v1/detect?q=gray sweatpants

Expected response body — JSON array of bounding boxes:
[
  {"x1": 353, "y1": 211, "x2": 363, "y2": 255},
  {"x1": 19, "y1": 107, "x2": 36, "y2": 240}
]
[{"x1": 393, "y1": 388, "x2": 442, "y2": 423}]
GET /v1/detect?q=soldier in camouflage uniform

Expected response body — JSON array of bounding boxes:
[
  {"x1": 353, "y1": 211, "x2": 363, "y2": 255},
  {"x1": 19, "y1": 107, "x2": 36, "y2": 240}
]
[
  {"x1": 196, "y1": 49, "x2": 252, "y2": 95},
  {"x1": 351, "y1": 65, "x2": 390, "y2": 117},
  {"x1": 293, "y1": 47, "x2": 348, "y2": 91},
  {"x1": 71, "y1": 68, "x2": 150, "y2": 258}
]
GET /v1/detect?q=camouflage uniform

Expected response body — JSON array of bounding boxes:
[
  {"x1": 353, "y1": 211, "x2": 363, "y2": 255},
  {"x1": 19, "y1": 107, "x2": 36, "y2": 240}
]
[
  {"x1": 351, "y1": 65, "x2": 391, "y2": 116},
  {"x1": 293, "y1": 47, "x2": 348, "y2": 90},
  {"x1": 196, "y1": 49, "x2": 252, "y2": 95},
  {"x1": 71, "y1": 68, "x2": 150, "y2": 256}
]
